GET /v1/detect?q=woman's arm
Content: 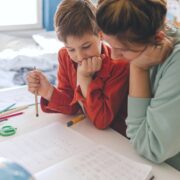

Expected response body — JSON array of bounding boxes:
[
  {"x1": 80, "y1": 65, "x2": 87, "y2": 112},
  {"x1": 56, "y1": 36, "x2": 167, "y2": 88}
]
[
  {"x1": 127, "y1": 50, "x2": 180, "y2": 166},
  {"x1": 129, "y1": 64, "x2": 151, "y2": 98}
]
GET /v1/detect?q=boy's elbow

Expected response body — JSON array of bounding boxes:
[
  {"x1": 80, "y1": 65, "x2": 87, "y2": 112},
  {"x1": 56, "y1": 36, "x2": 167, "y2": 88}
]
[
  {"x1": 94, "y1": 123, "x2": 108, "y2": 130},
  {"x1": 92, "y1": 117, "x2": 111, "y2": 130}
]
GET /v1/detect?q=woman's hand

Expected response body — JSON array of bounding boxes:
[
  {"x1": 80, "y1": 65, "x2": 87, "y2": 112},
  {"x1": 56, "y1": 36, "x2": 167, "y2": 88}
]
[
  {"x1": 27, "y1": 70, "x2": 54, "y2": 101},
  {"x1": 77, "y1": 56, "x2": 102, "y2": 77},
  {"x1": 132, "y1": 37, "x2": 173, "y2": 70}
]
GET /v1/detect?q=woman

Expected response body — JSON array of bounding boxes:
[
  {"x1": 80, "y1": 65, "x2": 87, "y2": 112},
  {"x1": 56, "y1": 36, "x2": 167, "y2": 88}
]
[{"x1": 96, "y1": 0, "x2": 180, "y2": 170}]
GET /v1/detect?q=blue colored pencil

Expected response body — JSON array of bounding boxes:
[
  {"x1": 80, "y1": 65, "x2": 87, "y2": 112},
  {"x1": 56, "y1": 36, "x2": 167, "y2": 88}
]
[{"x1": 0, "y1": 103, "x2": 16, "y2": 113}]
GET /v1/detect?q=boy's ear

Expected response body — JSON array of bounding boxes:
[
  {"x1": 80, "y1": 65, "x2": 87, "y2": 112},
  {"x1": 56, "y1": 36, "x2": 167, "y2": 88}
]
[
  {"x1": 155, "y1": 31, "x2": 165, "y2": 42},
  {"x1": 98, "y1": 31, "x2": 103, "y2": 40}
]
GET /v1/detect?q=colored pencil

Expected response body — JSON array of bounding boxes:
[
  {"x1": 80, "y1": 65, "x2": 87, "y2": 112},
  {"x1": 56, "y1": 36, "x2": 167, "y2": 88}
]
[
  {"x1": 0, "y1": 103, "x2": 16, "y2": 113},
  {"x1": 0, "y1": 105, "x2": 28, "y2": 117},
  {"x1": 67, "y1": 114, "x2": 85, "y2": 127},
  {"x1": 34, "y1": 67, "x2": 39, "y2": 117},
  {"x1": 0, "y1": 112, "x2": 23, "y2": 121}
]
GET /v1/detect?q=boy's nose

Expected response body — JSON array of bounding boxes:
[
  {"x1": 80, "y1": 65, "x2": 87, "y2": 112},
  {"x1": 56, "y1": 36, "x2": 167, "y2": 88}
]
[{"x1": 76, "y1": 51, "x2": 86, "y2": 62}]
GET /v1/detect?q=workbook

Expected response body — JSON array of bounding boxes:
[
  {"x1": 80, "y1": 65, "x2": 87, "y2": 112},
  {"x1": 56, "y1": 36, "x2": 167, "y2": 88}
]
[
  {"x1": 0, "y1": 122, "x2": 153, "y2": 180},
  {"x1": 35, "y1": 145, "x2": 153, "y2": 180}
]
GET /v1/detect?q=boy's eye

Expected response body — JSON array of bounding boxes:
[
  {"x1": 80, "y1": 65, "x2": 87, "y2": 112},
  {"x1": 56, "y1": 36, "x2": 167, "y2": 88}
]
[
  {"x1": 82, "y1": 45, "x2": 91, "y2": 49},
  {"x1": 68, "y1": 49, "x2": 75, "y2": 52}
]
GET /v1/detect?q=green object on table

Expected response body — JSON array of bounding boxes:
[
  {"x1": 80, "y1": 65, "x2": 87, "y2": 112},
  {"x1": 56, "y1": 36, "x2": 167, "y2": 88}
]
[{"x1": 0, "y1": 125, "x2": 17, "y2": 136}]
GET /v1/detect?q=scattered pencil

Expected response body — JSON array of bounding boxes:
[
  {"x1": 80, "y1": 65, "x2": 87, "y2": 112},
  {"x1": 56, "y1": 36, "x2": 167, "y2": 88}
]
[
  {"x1": 0, "y1": 112, "x2": 24, "y2": 121},
  {"x1": 0, "y1": 105, "x2": 29, "y2": 118},
  {"x1": 67, "y1": 114, "x2": 85, "y2": 127},
  {"x1": 0, "y1": 103, "x2": 16, "y2": 113},
  {"x1": 0, "y1": 118, "x2": 8, "y2": 123},
  {"x1": 34, "y1": 67, "x2": 39, "y2": 117}
]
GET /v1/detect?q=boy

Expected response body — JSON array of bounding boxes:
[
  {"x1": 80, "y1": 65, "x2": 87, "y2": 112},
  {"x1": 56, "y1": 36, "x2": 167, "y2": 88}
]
[{"x1": 27, "y1": 0, "x2": 129, "y2": 135}]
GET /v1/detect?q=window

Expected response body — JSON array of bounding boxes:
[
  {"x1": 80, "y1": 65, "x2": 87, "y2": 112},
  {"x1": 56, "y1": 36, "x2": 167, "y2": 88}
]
[{"x1": 0, "y1": 0, "x2": 42, "y2": 31}]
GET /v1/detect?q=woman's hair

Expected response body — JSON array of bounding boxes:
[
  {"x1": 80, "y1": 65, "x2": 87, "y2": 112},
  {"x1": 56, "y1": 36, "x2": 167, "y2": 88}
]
[
  {"x1": 96, "y1": 0, "x2": 167, "y2": 45},
  {"x1": 54, "y1": 0, "x2": 99, "y2": 42}
]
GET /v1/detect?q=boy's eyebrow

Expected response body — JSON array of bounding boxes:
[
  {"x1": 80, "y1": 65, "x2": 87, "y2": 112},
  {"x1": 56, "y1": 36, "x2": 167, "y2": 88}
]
[
  {"x1": 81, "y1": 42, "x2": 91, "y2": 46},
  {"x1": 66, "y1": 42, "x2": 91, "y2": 49}
]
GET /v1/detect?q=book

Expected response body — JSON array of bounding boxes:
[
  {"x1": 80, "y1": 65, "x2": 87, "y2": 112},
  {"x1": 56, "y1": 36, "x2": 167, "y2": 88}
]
[
  {"x1": 0, "y1": 122, "x2": 153, "y2": 180},
  {"x1": 35, "y1": 145, "x2": 153, "y2": 180},
  {"x1": 0, "y1": 122, "x2": 95, "y2": 174}
]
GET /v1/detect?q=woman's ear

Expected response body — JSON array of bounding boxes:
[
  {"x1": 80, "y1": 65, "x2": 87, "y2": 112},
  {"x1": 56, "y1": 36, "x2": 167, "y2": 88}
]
[{"x1": 155, "y1": 31, "x2": 165, "y2": 42}]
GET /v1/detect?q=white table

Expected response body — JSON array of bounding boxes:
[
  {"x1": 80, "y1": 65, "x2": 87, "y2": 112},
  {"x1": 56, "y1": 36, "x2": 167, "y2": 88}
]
[{"x1": 0, "y1": 86, "x2": 179, "y2": 179}]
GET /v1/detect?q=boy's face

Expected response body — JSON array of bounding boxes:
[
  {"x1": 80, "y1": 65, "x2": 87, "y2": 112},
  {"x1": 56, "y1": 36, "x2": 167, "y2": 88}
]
[{"x1": 65, "y1": 33, "x2": 101, "y2": 64}]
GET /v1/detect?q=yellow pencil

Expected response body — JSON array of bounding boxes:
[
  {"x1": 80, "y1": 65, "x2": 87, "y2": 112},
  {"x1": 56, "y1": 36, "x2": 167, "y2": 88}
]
[
  {"x1": 67, "y1": 114, "x2": 85, "y2": 127},
  {"x1": 34, "y1": 67, "x2": 39, "y2": 117}
]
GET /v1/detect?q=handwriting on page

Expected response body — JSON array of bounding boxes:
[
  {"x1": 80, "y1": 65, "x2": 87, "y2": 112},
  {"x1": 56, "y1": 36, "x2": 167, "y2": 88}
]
[
  {"x1": 0, "y1": 122, "x2": 95, "y2": 173},
  {"x1": 47, "y1": 146, "x2": 152, "y2": 180}
]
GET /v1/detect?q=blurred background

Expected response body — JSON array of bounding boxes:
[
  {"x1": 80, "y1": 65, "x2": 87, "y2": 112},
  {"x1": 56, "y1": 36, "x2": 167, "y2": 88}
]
[{"x1": 0, "y1": 0, "x2": 179, "y2": 89}]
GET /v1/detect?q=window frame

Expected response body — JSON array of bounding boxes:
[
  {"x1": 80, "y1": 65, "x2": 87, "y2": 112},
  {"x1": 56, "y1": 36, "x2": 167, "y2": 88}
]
[{"x1": 0, "y1": 0, "x2": 42, "y2": 31}]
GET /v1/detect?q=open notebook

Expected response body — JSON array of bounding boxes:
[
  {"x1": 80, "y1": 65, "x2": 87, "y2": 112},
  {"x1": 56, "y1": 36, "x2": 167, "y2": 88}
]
[
  {"x1": 0, "y1": 122, "x2": 153, "y2": 180},
  {"x1": 35, "y1": 145, "x2": 153, "y2": 180}
]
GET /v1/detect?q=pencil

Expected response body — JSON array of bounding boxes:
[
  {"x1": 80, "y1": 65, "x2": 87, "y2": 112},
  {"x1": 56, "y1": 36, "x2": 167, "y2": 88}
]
[
  {"x1": 0, "y1": 105, "x2": 29, "y2": 117},
  {"x1": 34, "y1": 67, "x2": 39, "y2": 117},
  {"x1": 0, "y1": 103, "x2": 16, "y2": 113},
  {"x1": 35, "y1": 90, "x2": 39, "y2": 117},
  {"x1": 0, "y1": 118, "x2": 8, "y2": 122},
  {"x1": 67, "y1": 114, "x2": 85, "y2": 127},
  {"x1": 0, "y1": 112, "x2": 23, "y2": 121}
]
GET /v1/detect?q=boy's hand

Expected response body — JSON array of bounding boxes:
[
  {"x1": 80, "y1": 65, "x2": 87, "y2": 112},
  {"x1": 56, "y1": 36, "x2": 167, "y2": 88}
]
[
  {"x1": 132, "y1": 37, "x2": 172, "y2": 70},
  {"x1": 27, "y1": 70, "x2": 54, "y2": 101},
  {"x1": 77, "y1": 56, "x2": 102, "y2": 77}
]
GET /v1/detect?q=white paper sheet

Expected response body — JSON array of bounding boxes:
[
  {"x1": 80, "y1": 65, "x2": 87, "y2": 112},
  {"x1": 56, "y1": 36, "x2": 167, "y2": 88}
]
[
  {"x1": 0, "y1": 122, "x2": 95, "y2": 174},
  {"x1": 0, "y1": 86, "x2": 38, "y2": 111}
]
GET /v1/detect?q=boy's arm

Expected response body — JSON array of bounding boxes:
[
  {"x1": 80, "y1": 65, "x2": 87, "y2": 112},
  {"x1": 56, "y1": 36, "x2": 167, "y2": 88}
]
[
  {"x1": 41, "y1": 49, "x2": 81, "y2": 115},
  {"x1": 74, "y1": 60, "x2": 129, "y2": 129}
]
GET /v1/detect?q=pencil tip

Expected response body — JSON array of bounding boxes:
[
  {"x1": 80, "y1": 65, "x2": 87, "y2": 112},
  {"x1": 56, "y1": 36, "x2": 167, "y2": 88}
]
[
  {"x1": 67, "y1": 121, "x2": 73, "y2": 127},
  {"x1": 36, "y1": 114, "x2": 39, "y2": 117}
]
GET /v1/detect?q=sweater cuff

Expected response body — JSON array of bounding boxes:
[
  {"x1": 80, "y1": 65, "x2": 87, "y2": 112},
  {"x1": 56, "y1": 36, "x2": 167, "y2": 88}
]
[
  {"x1": 128, "y1": 96, "x2": 151, "y2": 117},
  {"x1": 70, "y1": 85, "x2": 85, "y2": 105}
]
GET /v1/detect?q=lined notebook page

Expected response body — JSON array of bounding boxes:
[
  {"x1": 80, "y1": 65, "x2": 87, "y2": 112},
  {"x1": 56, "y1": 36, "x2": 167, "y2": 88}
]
[
  {"x1": 0, "y1": 122, "x2": 95, "y2": 173},
  {"x1": 36, "y1": 145, "x2": 153, "y2": 180}
]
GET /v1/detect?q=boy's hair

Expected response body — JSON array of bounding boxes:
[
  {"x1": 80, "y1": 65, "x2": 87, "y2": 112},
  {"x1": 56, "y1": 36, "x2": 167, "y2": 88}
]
[
  {"x1": 96, "y1": 0, "x2": 167, "y2": 45},
  {"x1": 54, "y1": 0, "x2": 99, "y2": 42}
]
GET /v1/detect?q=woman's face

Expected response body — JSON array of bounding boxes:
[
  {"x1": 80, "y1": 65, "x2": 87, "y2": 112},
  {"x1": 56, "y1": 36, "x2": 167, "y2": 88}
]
[{"x1": 102, "y1": 33, "x2": 147, "y2": 61}]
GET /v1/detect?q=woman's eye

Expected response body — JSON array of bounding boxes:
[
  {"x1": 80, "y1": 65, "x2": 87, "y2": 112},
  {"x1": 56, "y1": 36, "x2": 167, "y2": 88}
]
[{"x1": 120, "y1": 49, "x2": 129, "y2": 52}]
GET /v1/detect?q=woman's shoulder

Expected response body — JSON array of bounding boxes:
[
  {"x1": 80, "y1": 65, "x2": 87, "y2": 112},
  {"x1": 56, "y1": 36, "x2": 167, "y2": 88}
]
[{"x1": 167, "y1": 42, "x2": 180, "y2": 64}]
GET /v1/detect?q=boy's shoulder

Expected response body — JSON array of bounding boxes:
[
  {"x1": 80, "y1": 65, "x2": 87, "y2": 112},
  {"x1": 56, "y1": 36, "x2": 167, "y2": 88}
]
[
  {"x1": 58, "y1": 47, "x2": 68, "y2": 55},
  {"x1": 58, "y1": 47, "x2": 70, "y2": 60}
]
